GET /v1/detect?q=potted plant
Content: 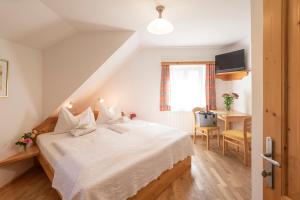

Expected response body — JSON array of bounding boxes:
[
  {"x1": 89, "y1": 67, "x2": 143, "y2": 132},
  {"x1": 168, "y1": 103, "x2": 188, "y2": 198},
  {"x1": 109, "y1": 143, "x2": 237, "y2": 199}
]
[
  {"x1": 222, "y1": 93, "x2": 239, "y2": 112},
  {"x1": 15, "y1": 132, "x2": 34, "y2": 151}
]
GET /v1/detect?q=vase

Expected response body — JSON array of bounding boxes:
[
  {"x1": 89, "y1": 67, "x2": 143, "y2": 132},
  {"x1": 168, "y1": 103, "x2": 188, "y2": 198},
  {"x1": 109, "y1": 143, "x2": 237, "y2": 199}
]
[
  {"x1": 225, "y1": 105, "x2": 231, "y2": 112},
  {"x1": 26, "y1": 143, "x2": 32, "y2": 149},
  {"x1": 17, "y1": 145, "x2": 26, "y2": 152}
]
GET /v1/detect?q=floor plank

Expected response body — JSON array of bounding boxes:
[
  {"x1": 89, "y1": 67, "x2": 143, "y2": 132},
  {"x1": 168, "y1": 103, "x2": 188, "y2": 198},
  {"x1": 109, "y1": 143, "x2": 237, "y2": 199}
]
[
  {"x1": 0, "y1": 138, "x2": 251, "y2": 200},
  {"x1": 157, "y1": 138, "x2": 251, "y2": 200},
  {"x1": 0, "y1": 166, "x2": 59, "y2": 200}
]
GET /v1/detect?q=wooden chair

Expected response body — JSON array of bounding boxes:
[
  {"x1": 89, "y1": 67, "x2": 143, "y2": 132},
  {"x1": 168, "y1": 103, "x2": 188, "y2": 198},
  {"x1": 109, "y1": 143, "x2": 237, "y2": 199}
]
[
  {"x1": 192, "y1": 107, "x2": 220, "y2": 150},
  {"x1": 222, "y1": 117, "x2": 252, "y2": 166}
]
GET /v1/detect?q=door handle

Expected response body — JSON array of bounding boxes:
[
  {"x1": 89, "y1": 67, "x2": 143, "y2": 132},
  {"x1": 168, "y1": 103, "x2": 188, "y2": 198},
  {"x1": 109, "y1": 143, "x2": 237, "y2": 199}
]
[
  {"x1": 260, "y1": 153, "x2": 281, "y2": 168},
  {"x1": 261, "y1": 137, "x2": 279, "y2": 189}
]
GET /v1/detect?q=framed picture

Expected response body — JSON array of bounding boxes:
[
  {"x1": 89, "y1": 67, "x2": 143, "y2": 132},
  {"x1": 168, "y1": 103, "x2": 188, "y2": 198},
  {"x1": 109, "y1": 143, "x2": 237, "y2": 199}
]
[{"x1": 0, "y1": 59, "x2": 9, "y2": 97}]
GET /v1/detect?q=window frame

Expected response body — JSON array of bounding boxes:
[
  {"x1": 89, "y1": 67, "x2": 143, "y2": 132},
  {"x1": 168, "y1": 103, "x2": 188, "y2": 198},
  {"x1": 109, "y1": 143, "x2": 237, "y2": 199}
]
[{"x1": 159, "y1": 61, "x2": 215, "y2": 112}]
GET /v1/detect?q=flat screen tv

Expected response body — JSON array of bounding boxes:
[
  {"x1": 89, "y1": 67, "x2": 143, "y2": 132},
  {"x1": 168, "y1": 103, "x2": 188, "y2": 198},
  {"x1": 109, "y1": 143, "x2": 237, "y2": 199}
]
[{"x1": 215, "y1": 49, "x2": 245, "y2": 73}]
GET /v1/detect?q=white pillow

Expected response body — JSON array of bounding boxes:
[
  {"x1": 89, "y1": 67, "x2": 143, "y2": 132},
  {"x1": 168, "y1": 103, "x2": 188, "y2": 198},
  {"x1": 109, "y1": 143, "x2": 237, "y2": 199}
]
[
  {"x1": 70, "y1": 127, "x2": 96, "y2": 137},
  {"x1": 54, "y1": 107, "x2": 79, "y2": 134},
  {"x1": 108, "y1": 105, "x2": 122, "y2": 120},
  {"x1": 96, "y1": 103, "x2": 122, "y2": 124},
  {"x1": 77, "y1": 107, "x2": 96, "y2": 128},
  {"x1": 54, "y1": 107, "x2": 96, "y2": 134},
  {"x1": 97, "y1": 103, "x2": 112, "y2": 124}
]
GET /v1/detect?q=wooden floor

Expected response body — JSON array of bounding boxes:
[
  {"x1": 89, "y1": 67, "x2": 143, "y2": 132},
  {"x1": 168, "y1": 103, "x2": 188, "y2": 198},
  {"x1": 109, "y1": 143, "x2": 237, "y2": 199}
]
[{"x1": 0, "y1": 138, "x2": 251, "y2": 200}]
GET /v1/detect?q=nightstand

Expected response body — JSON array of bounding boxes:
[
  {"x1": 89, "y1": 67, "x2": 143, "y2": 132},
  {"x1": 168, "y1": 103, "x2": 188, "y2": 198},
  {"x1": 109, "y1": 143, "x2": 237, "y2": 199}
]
[{"x1": 0, "y1": 145, "x2": 40, "y2": 167}]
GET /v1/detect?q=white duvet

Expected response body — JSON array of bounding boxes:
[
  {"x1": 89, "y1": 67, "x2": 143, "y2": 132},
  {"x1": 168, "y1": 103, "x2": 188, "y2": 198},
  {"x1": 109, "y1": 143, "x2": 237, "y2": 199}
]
[{"x1": 51, "y1": 120, "x2": 194, "y2": 200}]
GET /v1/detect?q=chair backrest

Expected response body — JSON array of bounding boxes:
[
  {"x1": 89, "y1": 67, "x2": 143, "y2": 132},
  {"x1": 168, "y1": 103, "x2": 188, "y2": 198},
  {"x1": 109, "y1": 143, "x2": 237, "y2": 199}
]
[
  {"x1": 192, "y1": 107, "x2": 204, "y2": 127},
  {"x1": 243, "y1": 116, "x2": 252, "y2": 139}
]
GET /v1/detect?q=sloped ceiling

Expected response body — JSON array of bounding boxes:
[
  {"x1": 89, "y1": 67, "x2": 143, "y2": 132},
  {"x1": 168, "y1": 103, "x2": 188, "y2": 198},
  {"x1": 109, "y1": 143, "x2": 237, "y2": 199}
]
[
  {"x1": 0, "y1": 0, "x2": 250, "y2": 118},
  {"x1": 0, "y1": 0, "x2": 76, "y2": 50},
  {"x1": 58, "y1": 32, "x2": 141, "y2": 116},
  {"x1": 41, "y1": 0, "x2": 250, "y2": 46},
  {"x1": 0, "y1": 0, "x2": 250, "y2": 49},
  {"x1": 42, "y1": 30, "x2": 135, "y2": 117},
  {"x1": 0, "y1": 0, "x2": 126, "y2": 50}
]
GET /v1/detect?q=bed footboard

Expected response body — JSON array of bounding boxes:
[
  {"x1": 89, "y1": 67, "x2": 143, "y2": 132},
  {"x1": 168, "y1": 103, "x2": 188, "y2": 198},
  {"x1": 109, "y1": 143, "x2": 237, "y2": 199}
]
[
  {"x1": 37, "y1": 152, "x2": 191, "y2": 200},
  {"x1": 128, "y1": 156, "x2": 192, "y2": 200}
]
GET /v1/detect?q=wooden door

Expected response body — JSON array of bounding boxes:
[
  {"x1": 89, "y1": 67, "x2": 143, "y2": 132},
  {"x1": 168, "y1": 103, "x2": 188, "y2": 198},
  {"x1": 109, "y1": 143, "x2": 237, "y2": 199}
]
[
  {"x1": 286, "y1": 0, "x2": 300, "y2": 199},
  {"x1": 263, "y1": 0, "x2": 300, "y2": 199}
]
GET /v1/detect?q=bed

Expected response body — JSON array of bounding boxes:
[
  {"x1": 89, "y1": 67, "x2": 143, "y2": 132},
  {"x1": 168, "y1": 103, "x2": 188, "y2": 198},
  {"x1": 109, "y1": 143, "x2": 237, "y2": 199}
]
[{"x1": 33, "y1": 112, "x2": 194, "y2": 200}]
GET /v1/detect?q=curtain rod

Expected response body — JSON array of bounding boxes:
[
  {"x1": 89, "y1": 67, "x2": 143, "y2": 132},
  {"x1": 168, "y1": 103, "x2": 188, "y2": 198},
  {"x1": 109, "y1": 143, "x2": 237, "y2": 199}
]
[{"x1": 161, "y1": 61, "x2": 215, "y2": 65}]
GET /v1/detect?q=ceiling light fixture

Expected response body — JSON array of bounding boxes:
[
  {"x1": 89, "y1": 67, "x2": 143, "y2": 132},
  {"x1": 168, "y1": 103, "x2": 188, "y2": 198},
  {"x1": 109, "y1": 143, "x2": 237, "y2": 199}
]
[{"x1": 147, "y1": 5, "x2": 174, "y2": 35}]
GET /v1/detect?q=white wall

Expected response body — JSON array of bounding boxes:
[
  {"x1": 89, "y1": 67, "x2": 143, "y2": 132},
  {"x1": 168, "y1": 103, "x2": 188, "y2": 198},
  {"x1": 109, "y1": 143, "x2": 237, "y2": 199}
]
[
  {"x1": 42, "y1": 31, "x2": 133, "y2": 117},
  {"x1": 217, "y1": 37, "x2": 252, "y2": 114},
  {"x1": 0, "y1": 38, "x2": 42, "y2": 187},
  {"x1": 63, "y1": 33, "x2": 140, "y2": 115},
  {"x1": 251, "y1": 0, "x2": 263, "y2": 199},
  {"x1": 99, "y1": 46, "x2": 224, "y2": 133},
  {"x1": 215, "y1": 79, "x2": 233, "y2": 110},
  {"x1": 99, "y1": 45, "x2": 252, "y2": 133}
]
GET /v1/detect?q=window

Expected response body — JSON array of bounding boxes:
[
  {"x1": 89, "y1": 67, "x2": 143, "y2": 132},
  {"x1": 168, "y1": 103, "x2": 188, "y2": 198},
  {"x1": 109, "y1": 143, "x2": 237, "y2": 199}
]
[{"x1": 169, "y1": 65, "x2": 206, "y2": 111}]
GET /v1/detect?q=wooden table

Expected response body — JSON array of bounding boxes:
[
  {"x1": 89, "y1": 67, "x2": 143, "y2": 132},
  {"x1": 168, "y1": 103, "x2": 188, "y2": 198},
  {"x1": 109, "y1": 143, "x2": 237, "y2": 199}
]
[
  {"x1": 210, "y1": 110, "x2": 250, "y2": 130},
  {"x1": 0, "y1": 145, "x2": 39, "y2": 167}
]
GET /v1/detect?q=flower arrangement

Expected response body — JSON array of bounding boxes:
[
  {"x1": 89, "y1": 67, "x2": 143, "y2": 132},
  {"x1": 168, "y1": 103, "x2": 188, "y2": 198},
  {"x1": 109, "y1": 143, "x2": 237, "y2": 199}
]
[
  {"x1": 222, "y1": 93, "x2": 239, "y2": 111},
  {"x1": 15, "y1": 132, "x2": 34, "y2": 151}
]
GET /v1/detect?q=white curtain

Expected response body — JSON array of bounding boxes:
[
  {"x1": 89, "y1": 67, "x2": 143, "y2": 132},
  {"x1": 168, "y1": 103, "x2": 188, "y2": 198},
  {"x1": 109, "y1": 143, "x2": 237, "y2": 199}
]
[{"x1": 170, "y1": 65, "x2": 206, "y2": 111}]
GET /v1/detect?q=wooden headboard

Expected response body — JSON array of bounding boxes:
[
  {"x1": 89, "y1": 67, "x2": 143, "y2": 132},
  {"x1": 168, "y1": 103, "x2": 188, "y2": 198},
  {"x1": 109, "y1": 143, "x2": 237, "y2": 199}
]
[{"x1": 33, "y1": 111, "x2": 99, "y2": 135}]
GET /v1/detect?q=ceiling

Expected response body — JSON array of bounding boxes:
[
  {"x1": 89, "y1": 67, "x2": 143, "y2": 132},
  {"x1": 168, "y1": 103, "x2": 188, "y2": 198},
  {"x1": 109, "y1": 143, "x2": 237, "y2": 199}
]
[{"x1": 0, "y1": 0, "x2": 250, "y2": 49}]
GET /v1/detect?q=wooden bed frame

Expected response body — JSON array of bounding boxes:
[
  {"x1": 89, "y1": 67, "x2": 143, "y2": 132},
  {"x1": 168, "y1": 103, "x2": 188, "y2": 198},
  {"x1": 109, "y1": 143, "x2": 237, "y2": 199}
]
[{"x1": 33, "y1": 112, "x2": 192, "y2": 200}]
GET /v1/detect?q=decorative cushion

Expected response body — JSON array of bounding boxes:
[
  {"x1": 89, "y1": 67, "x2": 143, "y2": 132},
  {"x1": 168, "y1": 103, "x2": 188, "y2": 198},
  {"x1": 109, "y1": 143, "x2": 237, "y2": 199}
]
[
  {"x1": 96, "y1": 102, "x2": 122, "y2": 124},
  {"x1": 54, "y1": 107, "x2": 79, "y2": 134},
  {"x1": 223, "y1": 130, "x2": 251, "y2": 139},
  {"x1": 54, "y1": 107, "x2": 96, "y2": 134},
  {"x1": 196, "y1": 126, "x2": 218, "y2": 130},
  {"x1": 77, "y1": 107, "x2": 96, "y2": 128}
]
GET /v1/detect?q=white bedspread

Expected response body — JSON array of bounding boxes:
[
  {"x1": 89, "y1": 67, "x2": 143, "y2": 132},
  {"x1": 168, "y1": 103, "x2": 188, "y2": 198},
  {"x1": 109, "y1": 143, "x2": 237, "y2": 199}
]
[{"x1": 51, "y1": 120, "x2": 194, "y2": 200}]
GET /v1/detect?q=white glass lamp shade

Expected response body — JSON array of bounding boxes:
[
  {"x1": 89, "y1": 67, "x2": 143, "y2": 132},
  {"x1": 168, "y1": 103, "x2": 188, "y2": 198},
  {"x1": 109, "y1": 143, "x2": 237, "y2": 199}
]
[{"x1": 147, "y1": 18, "x2": 174, "y2": 35}]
